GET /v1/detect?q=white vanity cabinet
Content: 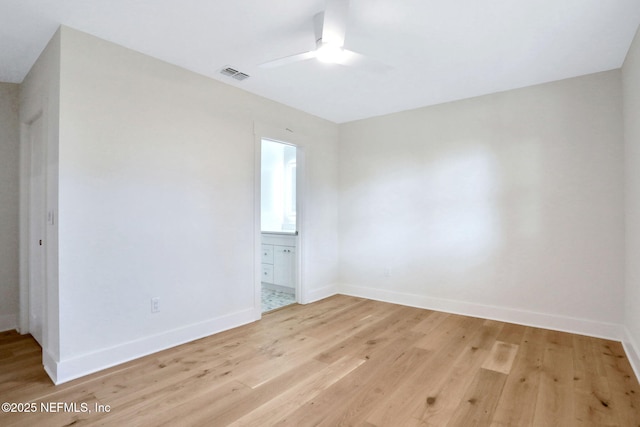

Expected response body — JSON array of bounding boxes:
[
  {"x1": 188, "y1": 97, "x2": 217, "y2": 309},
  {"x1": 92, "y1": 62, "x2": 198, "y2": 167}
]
[
  {"x1": 261, "y1": 234, "x2": 296, "y2": 290},
  {"x1": 261, "y1": 245, "x2": 274, "y2": 283},
  {"x1": 272, "y1": 245, "x2": 295, "y2": 288}
]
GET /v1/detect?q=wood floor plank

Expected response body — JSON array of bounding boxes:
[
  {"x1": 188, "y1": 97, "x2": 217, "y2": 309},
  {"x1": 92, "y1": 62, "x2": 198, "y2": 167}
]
[
  {"x1": 336, "y1": 305, "x2": 430, "y2": 362},
  {"x1": 227, "y1": 355, "x2": 365, "y2": 426},
  {"x1": 1, "y1": 295, "x2": 639, "y2": 427},
  {"x1": 411, "y1": 310, "x2": 450, "y2": 335},
  {"x1": 481, "y1": 341, "x2": 519, "y2": 375},
  {"x1": 365, "y1": 316, "x2": 488, "y2": 426},
  {"x1": 279, "y1": 332, "x2": 429, "y2": 426},
  {"x1": 531, "y1": 341, "x2": 576, "y2": 426},
  {"x1": 302, "y1": 298, "x2": 390, "y2": 340},
  {"x1": 413, "y1": 315, "x2": 485, "y2": 351},
  {"x1": 313, "y1": 303, "x2": 409, "y2": 364},
  {"x1": 600, "y1": 340, "x2": 640, "y2": 426},
  {"x1": 154, "y1": 359, "x2": 328, "y2": 426},
  {"x1": 446, "y1": 368, "x2": 508, "y2": 427},
  {"x1": 494, "y1": 322, "x2": 526, "y2": 345},
  {"x1": 572, "y1": 334, "x2": 619, "y2": 426},
  {"x1": 546, "y1": 329, "x2": 575, "y2": 348},
  {"x1": 90, "y1": 380, "x2": 252, "y2": 426},
  {"x1": 314, "y1": 346, "x2": 429, "y2": 427},
  {"x1": 404, "y1": 320, "x2": 504, "y2": 427},
  {"x1": 236, "y1": 334, "x2": 323, "y2": 389},
  {"x1": 490, "y1": 327, "x2": 546, "y2": 427}
]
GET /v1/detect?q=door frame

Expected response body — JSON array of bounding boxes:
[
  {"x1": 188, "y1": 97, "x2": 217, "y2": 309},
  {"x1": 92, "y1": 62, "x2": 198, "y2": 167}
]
[
  {"x1": 19, "y1": 109, "x2": 47, "y2": 341},
  {"x1": 28, "y1": 111, "x2": 46, "y2": 346},
  {"x1": 253, "y1": 123, "x2": 306, "y2": 319}
]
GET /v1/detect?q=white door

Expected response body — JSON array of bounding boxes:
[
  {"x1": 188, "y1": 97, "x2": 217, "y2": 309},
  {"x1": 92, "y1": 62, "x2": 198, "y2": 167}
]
[{"x1": 28, "y1": 114, "x2": 46, "y2": 346}]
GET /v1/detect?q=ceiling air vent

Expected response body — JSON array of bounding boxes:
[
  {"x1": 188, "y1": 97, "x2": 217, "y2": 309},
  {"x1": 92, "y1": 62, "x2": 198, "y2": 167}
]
[{"x1": 220, "y1": 67, "x2": 250, "y2": 81}]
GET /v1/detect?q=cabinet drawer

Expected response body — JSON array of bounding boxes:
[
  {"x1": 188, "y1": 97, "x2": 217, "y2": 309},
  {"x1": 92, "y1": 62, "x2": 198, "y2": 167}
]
[
  {"x1": 261, "y1": 264, "x2": 274, "y2": 283},
  {"x1": 261, "y1": 245, "x2": 274, "y2": 264}
]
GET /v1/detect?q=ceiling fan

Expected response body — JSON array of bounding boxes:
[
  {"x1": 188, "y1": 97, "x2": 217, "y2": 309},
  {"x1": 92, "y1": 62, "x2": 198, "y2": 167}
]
[{"x1": 260, "y1": 0, "x2": 388, "y2": 71}]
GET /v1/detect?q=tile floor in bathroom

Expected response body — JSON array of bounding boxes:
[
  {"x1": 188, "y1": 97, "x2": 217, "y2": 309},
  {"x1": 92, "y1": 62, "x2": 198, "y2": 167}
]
[{"x1": 261, "y1": 285, "x2": 296, "y2": 312}]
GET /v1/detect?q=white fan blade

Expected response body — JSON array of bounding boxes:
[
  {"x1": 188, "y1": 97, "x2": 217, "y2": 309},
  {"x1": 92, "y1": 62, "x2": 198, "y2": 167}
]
[
  {"x1": 259, "y1": 51, "x2": 317, "y2": 68},
  {"x1": 313, "y1": 12, "x2": 325, "y2": 42},
  {"x1": 336, "y1": 49, "x2": 393, "y2": 74},
  {"x1": 322, "y1": 0, "x2": 349, "y2": 47}
]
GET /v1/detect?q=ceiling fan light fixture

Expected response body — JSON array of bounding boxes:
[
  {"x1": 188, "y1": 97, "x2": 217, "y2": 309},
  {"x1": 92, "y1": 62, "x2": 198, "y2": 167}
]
[{"x1": 315, "y1": 42, "x2": 346, "y2": 64}]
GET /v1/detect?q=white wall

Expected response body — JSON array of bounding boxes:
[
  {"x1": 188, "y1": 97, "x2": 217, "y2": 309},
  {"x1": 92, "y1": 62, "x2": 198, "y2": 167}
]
[
  {"x1": 339, "y1": 71, "x2": 625, "y2": 338},
  {"x1": 46, "y1": 27, "x2": 338, "y2": 383},
  {"x1": 0, "y1": 83, "x2": 20, "y2": 332},
  {"x1": 623, "y1": 25, "x2": 640, "y2": 376}
]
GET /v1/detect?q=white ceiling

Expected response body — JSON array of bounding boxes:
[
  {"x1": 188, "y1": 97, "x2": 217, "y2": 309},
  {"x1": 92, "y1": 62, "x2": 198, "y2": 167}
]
[{"x1": 2, "y1": 0, "x2": 640, "y2": 123}]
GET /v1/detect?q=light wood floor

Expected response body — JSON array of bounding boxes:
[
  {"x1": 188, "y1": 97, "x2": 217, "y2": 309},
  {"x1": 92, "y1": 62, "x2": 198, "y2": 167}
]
[{"x1": 1, "y1": 295, "x2": 639, "y2": 426}]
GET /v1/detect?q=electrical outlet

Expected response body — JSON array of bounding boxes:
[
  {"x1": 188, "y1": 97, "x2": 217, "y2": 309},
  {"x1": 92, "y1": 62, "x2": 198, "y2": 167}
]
[{"x1": 151, "y1": 297, "x2": 160, "y2": 313}]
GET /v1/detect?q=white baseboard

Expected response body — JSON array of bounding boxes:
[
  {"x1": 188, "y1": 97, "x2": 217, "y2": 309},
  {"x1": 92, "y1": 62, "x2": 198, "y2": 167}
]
[
  {"x1": 0, "y1": 313, "x2": 17, "y2": 332},
  {"x1": 339, "y1": 284, "x2": 623, "y2": 341},
  {"x1": 43, "y1": 349, "x2": 59, "y2": 384},
  {"x1": 47, "y1": 308, "x2": 256, "y2": 385},
  {"x1": 304, "y1": 283, "x2": 338, "y2": 304},
  {"x1": 622, "y1": 327, "x2": 640, "y2": 383}
]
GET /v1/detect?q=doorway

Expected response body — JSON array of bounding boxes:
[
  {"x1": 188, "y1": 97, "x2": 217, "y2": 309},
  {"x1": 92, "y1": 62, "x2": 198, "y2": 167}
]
[
  {"x1": 260, "y1": 138, "x2": 299, "y2": 313},
  {"x1": 26, "y1": 113, "x2": 46, "y2": 346}
]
